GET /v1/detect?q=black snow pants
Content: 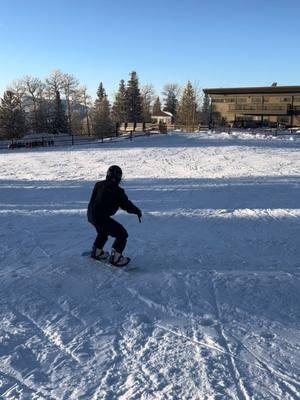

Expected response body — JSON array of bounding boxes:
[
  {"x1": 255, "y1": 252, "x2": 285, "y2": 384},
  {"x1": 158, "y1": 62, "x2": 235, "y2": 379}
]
[{"x1": 93, "y1": 217, "x2": 128, "y2": 254}]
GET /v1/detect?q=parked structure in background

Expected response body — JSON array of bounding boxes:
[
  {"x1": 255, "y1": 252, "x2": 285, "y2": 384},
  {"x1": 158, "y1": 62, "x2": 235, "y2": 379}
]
[
  {"x1": 203, "y1": 85, "x2": 300, "y2": 128},
  {"x1": 152, "y1": 110, "x2": 173, "y2": 126}
]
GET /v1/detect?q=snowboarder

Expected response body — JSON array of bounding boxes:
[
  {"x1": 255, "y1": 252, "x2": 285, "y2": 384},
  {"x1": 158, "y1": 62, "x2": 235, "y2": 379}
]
[{"x1": 87, "y1": 165, "x2": 142, "y2": 266}]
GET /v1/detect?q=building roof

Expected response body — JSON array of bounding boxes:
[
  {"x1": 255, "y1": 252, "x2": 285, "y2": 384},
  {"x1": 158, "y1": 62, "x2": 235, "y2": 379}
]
[
  {"x1": 203, "y1": 86, "x2": 300, "y2": 95},
  {"x1": 152, "y1": 110, "x2": 173, "y2": 117}
]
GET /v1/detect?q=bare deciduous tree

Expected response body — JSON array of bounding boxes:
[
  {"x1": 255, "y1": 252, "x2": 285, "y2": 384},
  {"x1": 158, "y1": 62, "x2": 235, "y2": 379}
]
[
  {"x1": 21, "y1": 76, "x2": 45, "y2": 132},
  {"x1": 76, "y1": 86, "x2": 92, "y2": 135},
  {"x1": 45, "y1": 69, "x2": 64, "y2": 97},
  {"x1": 141, "y1": 84, "x2": 155, "y2": 122},
  {"x1": 62, "y1": 73, "x2": 79, "y2": 133},
  {"x1": 8, "y1": 79, "x2": 26, "y2": 111}
]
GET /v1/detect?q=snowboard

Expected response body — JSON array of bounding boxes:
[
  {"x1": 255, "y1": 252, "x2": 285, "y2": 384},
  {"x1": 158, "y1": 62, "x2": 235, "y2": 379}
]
[{"x1": 82, "y1": 251, "x2": 138, "y2": 271}]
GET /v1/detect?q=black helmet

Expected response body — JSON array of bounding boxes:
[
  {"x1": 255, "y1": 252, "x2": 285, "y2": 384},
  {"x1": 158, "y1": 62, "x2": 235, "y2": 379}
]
[{"x1": 106, "y1": 165, "x2": 122, "y2": 183}]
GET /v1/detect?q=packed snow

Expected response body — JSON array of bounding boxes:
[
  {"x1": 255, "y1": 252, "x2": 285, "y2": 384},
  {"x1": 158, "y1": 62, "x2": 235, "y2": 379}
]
[{"x1": 0, "y1": 131, "x2": 299, "y2": 399}]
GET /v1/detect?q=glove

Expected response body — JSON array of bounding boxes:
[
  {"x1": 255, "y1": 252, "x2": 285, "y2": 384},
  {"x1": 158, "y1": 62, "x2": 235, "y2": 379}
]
[{"x1": 136, "y1": 208, "x2": 142, "y2": 222}]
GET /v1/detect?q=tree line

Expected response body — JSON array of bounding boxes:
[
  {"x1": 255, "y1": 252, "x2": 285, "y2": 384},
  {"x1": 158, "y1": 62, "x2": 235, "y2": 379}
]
[{"x1": 0, "y1": 69, "x2": 211, "y2": 140}]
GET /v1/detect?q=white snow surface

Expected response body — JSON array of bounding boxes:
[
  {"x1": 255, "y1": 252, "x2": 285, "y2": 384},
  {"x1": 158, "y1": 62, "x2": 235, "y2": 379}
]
[{"x1": 0, "y1": 131, "x2": 299, "y2": 399}]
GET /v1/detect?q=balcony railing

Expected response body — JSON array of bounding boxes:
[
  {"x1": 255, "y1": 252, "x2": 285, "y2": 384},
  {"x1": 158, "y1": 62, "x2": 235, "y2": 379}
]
[
  {"x1": 228, "y1": 104, "x2": 288, "y2": 115},
  {"x1": 293, "y1": 106, "x2": 300, "y2": 115}
]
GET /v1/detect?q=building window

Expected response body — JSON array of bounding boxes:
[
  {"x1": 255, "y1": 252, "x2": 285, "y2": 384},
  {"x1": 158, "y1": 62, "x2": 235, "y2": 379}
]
[
  {"x1": 212, "y1": 98, "x2": 225, "y2": 103},
  {"x1": 278, "y1": 116, "x2": 290, "y2": 123},
  {"x1": 280, "y1": 96, "x2": 292, "y2": 102},
  {"x1": 251, "y1": 97, "x2": 262, "y2": 103},
  {"x1": 293, "y1": 96, "x2": 300, "y2": 103},
  {"x1": 236, "y1": 97, "x2": 247, "y2": 103},
  {"x1": 212, "y1": 97, "x2": 236, "y2": 103},
  {"x1": 224, "y1": 97, "x2": 235, "y2": 103}
]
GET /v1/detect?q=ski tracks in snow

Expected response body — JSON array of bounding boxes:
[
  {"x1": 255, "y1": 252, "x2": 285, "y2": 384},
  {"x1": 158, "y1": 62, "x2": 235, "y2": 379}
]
[
  {"x1": 210, "y1": 271, "x2": 300, "y2": 399},
  {"x1": 1, "y1": 132, "x2": 300, "y2": 398},
  {"x1": 117, "y1": 268, "x2": 300, "y2": 399},
  {"x1": 103, "y1": 270, "x2": 249, "y2": 399}
]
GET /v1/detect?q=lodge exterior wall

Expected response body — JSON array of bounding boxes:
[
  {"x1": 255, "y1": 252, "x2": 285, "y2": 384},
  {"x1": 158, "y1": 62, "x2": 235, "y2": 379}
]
[{"x1": 203, "y1": 86, "x2": 300, "y2": 128}]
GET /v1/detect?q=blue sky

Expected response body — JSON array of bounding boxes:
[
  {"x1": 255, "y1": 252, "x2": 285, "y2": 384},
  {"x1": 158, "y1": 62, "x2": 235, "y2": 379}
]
[{"x1": 0, "y1": 0, "x2": 299, "y2": 99}]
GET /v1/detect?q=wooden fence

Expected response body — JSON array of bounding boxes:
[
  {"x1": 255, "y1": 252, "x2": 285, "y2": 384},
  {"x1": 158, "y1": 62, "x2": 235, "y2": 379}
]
[{"x1": 0, "y1": 126, "x2": 168, "y2": 151}]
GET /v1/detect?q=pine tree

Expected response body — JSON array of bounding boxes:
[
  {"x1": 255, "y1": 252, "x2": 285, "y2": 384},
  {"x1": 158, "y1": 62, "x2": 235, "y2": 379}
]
[
  {"x1": 96, "y1": 82, "x2": 106, "y2": 102},
  {"x1": 92, "y1": 82, "x2": 113, "y2": 140},
  {"x1": 176, "y1": 81, "x2": 198, "y2": 130},
  {"x1": 0, "y1": 90, "x2": 26, "y2": 139},
  {"x1": 152, "y1": 96, "x2": 162, "y2": 115},
  {"x1": 52, "y1": 90, "x2": 68, "y2": 133},
  {"x1": 36, "y1": 96, "x2": 49, "y2": 133},
  {"x1": 201, "y1": 93, "x2": 210, "y2": 125},
  {"x1": 162, "y1": 83, "x2": 179, "y2": 120},
  {"x1": 112, "y1": 79, "x2": 128, "y2": 124},
  {"x1": 126, "y1": 71, "x2": 143, "y2": 123}
]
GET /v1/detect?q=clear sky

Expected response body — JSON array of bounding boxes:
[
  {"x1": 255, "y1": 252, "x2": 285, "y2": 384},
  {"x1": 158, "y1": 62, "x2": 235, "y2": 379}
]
[{"x1": 0, "y1": 0, "x2": 299, "y2": 99}]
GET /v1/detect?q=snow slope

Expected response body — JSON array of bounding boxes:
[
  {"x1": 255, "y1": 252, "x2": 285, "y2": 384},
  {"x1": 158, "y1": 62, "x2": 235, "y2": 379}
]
[{"x1": 0, "y1": 131, "x2": 299, "y2": 399}]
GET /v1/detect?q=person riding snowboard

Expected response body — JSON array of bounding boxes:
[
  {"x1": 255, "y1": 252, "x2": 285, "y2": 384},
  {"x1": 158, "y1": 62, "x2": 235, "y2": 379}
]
[{"x1": 87, "y1": 165, "x2": 142, "y2": 267}]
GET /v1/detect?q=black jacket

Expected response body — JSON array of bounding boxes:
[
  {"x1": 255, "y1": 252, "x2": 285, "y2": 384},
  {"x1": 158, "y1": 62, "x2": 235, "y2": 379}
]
[{"x1": 87, "y1": 179, "x2": 140, "y2": 224}]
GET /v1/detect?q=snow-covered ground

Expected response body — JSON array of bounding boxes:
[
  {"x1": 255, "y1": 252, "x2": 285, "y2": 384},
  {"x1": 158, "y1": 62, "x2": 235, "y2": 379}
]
[{"x1": 0, "y1": 131, "x2": 299, "y2": 399}]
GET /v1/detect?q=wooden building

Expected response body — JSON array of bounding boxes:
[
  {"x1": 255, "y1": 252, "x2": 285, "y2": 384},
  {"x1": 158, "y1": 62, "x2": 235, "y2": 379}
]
[
  {"x1": 203, "y1": 86, "x2": 300, "y2": 128},
  {"x1": 152, "y1": 110, "x2": 173, "y2": 125}
]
